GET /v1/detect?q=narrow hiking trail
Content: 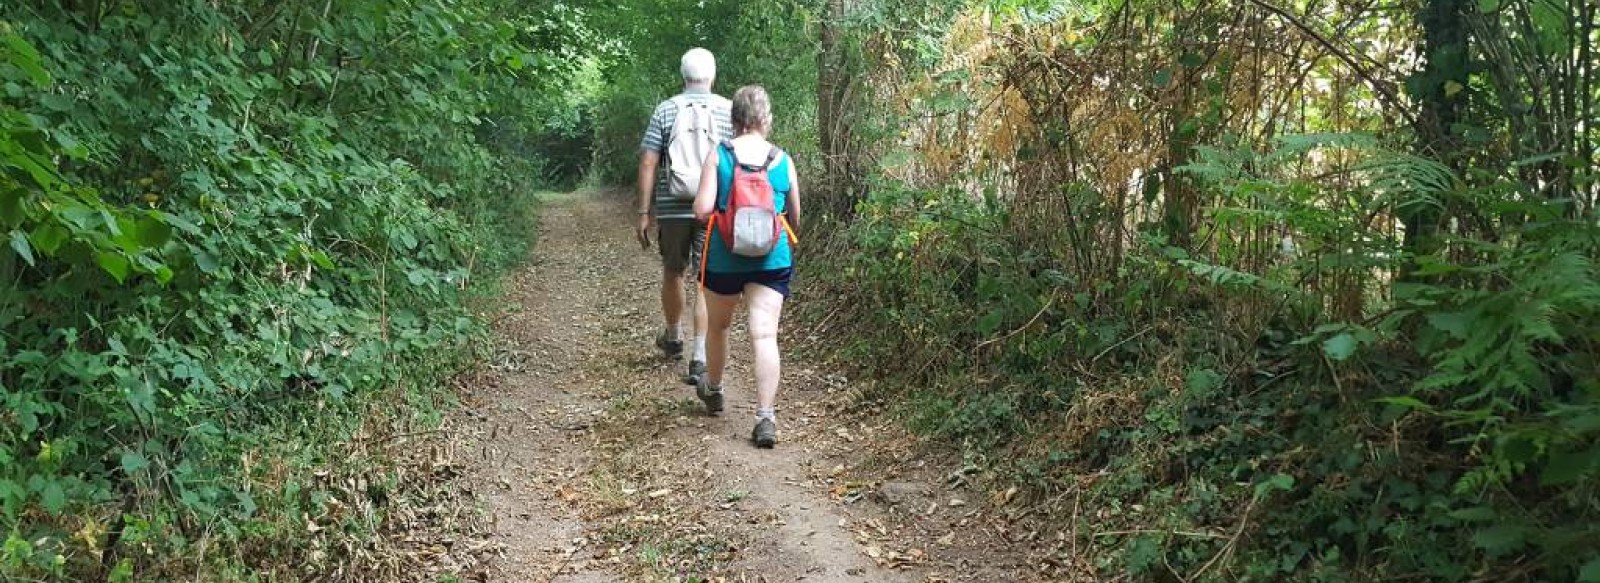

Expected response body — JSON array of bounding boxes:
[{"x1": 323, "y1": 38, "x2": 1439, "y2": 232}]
[{"x1": 452, "y1": 190, "x2": 1036, "y2": 582}]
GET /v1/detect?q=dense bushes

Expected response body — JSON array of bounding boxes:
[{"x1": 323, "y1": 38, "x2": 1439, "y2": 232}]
[
  {"x1": 832, "y1": 149, "x2": 1598, "y2": 581},
  {"x1": 1, "y1": 2, "x2": 568, "y2": 578},
  {"x1": 792, "y1": 1, "x2": 1598, "y2": 581}
]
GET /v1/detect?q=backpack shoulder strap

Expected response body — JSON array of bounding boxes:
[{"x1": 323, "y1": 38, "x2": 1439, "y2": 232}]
[{"x1": 761, "y1": 147, "x2": 782, "y2": 170}]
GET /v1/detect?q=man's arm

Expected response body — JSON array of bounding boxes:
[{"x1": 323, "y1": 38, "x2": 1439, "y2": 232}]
[
  {"x1": 635, "y1": 150, "x2": 658, "y2": 248},
  {"x1": 636, "y1": 102, "x2": 667, "y2": 248},
  {"x1": 637, "y1": 150, "x2": 659, "y2": 213}
]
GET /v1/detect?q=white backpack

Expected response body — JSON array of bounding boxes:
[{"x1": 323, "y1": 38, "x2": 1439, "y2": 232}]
[{"x1": 664, "y1": 96, "x2": 718, "y2": 200}]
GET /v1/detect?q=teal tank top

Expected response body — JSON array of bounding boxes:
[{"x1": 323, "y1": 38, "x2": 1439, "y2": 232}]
[{"x1": 705, "y1": 143, "x2": 793, "y2": 273}]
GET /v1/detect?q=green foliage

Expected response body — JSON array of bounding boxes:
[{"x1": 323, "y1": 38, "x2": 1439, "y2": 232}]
[
  {"x1": 0, "y1": 1, "x2": 575, "y2": 577},
  {"x1": 583, "y1": 0, "x2": 821, "y2": 184},
  {"x1": 835, "y1": 133, "x2": 1599, "y2": 581}
]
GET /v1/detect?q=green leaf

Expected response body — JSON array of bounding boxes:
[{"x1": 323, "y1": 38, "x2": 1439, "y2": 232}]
[
  {"x1": 1426, "y1": 311, "x2": 1472, "y2": 339},
  {"x1": 135, "y1": 215, "x2": 172, "y2": 247},
  {"x1": 120, "y1": 451, "x2": 149, "y2": 475},
  {"x1": 0, "y1": 187, "x2": 24, "y2": 227},
  {"x1": 1254, "y1": 473, "x2": 1294, "y2": 498},
  {"x1": 1322, "y1": 333, "x2": 1358, "y2": 361},
  {"x1": 194, "y1": 250, "x2": 220, "y2": 274},
  {"x1": 1472, "y1": 524, "x2": 1527, "y2": 556},
  {"x1": 1476, "y1": 0, "x2": 1500, "y2": 12},
  {"x1": 1447, "y1": 506, "x2": 1497, "y2": 522},
  {"x1": 98, "y1": 251, "x2": 131, "y2": 283},
  {"x1": 1580, "y1": 557, "x2": 1600, "y2": 582},
  {"x1": 1540, "y1": 449, "x2": 1596, "y2": 486},
  {"x1": 40, "y1": 481, "x2": 65, "y2": 515},
  {"x1": 309, "y1": 249, "x2": 335, "y2": 270},
  {"x1": 1152, "y1": 68, "x2": 1173, "y2": 88},
  {"x1": 1, "y1": 31, "x2": 50, "y2": 85},
  {"x1": 1184, "y1": 368, "x2": 1222, "y2": 395},
  {"x1": 977, "y1": 309, "x2": 1005, "y2": 335},
  {"x1": 29, "y1": 222, "x2": 69, "y2": 255},
  {"x1": 9, "y1": 230, "x2": 35, "y2": 266}
]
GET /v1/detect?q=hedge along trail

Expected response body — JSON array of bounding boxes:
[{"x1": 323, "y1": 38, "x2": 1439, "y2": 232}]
[{"x1": 0, "y1": 2, "x2": 605, "y2": 579}]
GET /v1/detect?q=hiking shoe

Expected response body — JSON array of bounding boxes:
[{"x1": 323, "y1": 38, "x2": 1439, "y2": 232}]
[
  {"x1": 752, "y1": 418, "x2": 777, "y2": 448},
  {"x1": 696, "y1": 376, "x2": 724, "y2": 415},
  {"x1": 682, "y1": 360, "x2": 707, "y2": 386},
  {"x1": 655, "y1": 331, "x2": 683, "y2": 358}
]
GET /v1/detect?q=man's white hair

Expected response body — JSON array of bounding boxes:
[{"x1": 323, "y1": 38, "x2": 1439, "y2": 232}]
[{"x1": 680, "y1": 48, "x2": 716, "y2": 84}]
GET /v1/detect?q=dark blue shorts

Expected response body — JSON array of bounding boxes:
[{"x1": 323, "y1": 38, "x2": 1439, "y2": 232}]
[{"x1": 703, "y1": 268, "x2": 793, "y2": 298}]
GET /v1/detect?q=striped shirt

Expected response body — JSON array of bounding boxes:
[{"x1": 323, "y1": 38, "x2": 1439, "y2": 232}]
[{"x1": 640, "y1": 89, "x2": 733, "y2": 220}]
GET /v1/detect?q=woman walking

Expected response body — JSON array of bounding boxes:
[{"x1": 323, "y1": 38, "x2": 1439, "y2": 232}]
[{"x1": 692, "y1": 85, "x2": 801, "y2": 448}]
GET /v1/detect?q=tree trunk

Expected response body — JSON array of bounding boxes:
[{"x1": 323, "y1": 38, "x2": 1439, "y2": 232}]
[
  {"x1": 816, "y1": 0, "x2": 849, "y2": 215},
  {"x1": 1402, "y1": 0, "x2": 1469, "y2": 268}
]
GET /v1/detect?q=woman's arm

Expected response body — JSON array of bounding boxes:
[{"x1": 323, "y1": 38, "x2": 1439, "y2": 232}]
[
  {"x1": 785, "y1": 160, "x2": 801, "y2": 237},
  {"x1": 693, "y1": 150, "x2": 721, "y2": 222}
]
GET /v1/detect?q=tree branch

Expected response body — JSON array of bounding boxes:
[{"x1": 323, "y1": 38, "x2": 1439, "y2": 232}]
[{"x1": 1241, "y1": 0, "x2": 1420, "y2": 129}]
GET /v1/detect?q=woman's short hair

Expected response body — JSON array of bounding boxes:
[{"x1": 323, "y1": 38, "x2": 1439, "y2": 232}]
[
  {"x1": 680, "y1": 48, "x2": 716, "y2": 84},
  {"x1": 731, "y1": 85, "x2": 773, "y2": 133}
]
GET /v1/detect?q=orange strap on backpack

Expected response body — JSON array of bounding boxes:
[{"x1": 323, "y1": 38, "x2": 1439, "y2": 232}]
[{"x1": 698, "y1": 214, "x2": 716, "y2": 288}]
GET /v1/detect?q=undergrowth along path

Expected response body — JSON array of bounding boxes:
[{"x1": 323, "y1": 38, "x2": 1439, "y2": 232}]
[{"x1": 457, "y1": 189, "x2": 930, "y2": 582}]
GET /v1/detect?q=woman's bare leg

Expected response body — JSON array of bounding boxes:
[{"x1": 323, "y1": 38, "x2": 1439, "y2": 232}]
[
  {"x1": 703, "y1": 289, "x2": 741, "y2": 388},
  {"x1": 743, "y1": 284, "x2": 786, "y2": 413}
]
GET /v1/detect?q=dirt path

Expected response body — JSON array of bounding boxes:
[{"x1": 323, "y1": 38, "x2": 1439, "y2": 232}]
[{"x1": 456, "y1": 190, "x2": 937, "y2": 582}]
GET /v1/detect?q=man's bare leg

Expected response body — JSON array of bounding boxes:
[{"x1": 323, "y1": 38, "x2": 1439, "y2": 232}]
[{"x1": 657, "y1": 267, "x2": 686, "y2": 354}]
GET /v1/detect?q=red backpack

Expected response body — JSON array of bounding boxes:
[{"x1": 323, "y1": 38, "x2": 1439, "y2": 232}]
[{"x1": 714, "y1": 141, "x2": 785, "y2": 257}]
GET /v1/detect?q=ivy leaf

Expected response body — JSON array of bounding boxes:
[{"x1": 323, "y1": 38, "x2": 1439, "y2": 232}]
[
  {"x1": 9, "y1": 230, "x2": 35, "y2": 266},
  {"x1": 1322, "y1": 333, "x2": 1358, "y2": 361}
]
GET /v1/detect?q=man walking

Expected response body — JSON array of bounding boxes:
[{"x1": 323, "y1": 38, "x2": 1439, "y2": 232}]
[{"x1": 636, "y1": 48, "x2": 732, "y2": 384}]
